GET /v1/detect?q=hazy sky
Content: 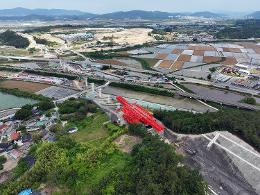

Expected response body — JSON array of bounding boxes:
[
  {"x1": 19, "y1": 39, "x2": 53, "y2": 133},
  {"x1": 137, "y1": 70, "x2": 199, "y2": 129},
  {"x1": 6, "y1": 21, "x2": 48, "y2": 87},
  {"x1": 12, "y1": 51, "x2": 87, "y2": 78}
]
[{"x1": 0, "y1": 0, "x2": 259, "y2": 13}]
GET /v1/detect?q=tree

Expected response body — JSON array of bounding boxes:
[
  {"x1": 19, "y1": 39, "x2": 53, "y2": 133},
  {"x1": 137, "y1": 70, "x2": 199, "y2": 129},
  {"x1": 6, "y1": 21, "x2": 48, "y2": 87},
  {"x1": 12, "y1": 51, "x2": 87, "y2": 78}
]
[
  {"x1": 154, "y1": 109, "x2": 260, "y2": 151},
  {"x1": 114, "y1": 133, "x2": 207, "y2": 195},
  {"x1": 0, "y1": 156, "x2": 7, "y2": 170},
  {"x1": 49, "y1": 123, "x2": 63, "y2": 134},
  {"x1": 14, "y1": 105, "x2": 33, "y2": 120},
  {"x1": 12, "y1": 158, "x2": 30, "y2": 179},
  {"x1": 0, "y1": 30, "x2": 30, "y2": 48},
  {"x1": 0, "y1": 156, "x2": 7, "y2": 164},
  {"x1": 37, "y1": 101, "x2": 54, "y2": 111},
  {"x1": 18, "y1": 125, "x2": 27, "y2": 134},
  {"x1": 207, "y1": 74, "x2": 212, "y2": 80},
  {"x1": 241, "y1": 97, "x2": 257, "y2": 105},
  {"x1": 32, "y1": 133, "x2": 42, "y2": 143},
  {"x1": 209, "y1": 67, "x2": 217, "y2": 73},
  {"x1": 28, "y1": 47, "x2": 36, "y2": 54}
]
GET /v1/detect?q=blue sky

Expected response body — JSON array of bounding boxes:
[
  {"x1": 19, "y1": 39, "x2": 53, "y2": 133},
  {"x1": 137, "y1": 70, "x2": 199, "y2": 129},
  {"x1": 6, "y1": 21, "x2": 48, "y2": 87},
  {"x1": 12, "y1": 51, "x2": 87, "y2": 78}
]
[{"x1": 1, "y1": 0, "x2": 259, "y2": 13}]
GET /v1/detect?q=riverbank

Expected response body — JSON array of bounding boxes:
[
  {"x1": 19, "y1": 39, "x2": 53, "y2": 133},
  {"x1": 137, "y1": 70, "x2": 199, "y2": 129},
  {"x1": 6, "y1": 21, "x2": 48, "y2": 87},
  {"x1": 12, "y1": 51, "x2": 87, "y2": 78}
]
[
  {"x1": 0, "y1": 92, "x2": 37, "y2": 111},
  {"x1": 0, "y1": 87, "x2": 49, "y2": 101}
]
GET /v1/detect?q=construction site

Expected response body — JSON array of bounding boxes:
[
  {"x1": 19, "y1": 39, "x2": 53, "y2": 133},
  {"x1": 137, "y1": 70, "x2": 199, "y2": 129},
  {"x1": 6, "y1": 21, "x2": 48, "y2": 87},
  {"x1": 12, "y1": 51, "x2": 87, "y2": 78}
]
[
  {"x1": 78, "y1": 79, "x2": 260, "y2": 195},
  {"x1": 0, "y1": 39, "x2": 260, "y2": 194},
  {"x1": 169, "y1": 131, "x2": 260, "y2": 195}
]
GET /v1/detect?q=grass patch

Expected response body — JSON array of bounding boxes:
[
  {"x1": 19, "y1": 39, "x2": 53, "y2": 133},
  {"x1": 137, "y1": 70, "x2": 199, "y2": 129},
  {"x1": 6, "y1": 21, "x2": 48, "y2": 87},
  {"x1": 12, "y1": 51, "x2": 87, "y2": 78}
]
[
  {"x1": 133, "y1": 58, "x2": 158, "y2": 70},
  {"x1": 110, "y1": 82, "x2": 175, "y2": 97},
  {"x1": 240, "y1": 97, "x2": 257, "y2": 105},
  {"x1": 82, "y1": 152, "x2": 130, "y2": 193},
  {"x1": 68, "y1": 113, "x2": 109, "y2": 143},
  {"x1": 175, "y1": 83, "x2": 194, "y2": 94}
]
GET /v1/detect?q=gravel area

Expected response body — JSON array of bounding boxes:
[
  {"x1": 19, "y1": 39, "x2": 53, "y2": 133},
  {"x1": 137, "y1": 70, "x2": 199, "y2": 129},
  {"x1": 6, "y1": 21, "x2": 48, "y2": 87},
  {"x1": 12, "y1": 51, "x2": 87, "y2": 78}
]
[
  {"x1": 37, "y1": 86, "x2": 78, "y2": 100},
  {"x1": 103, "y1": 86, "x2": 215, "y2": 113}
]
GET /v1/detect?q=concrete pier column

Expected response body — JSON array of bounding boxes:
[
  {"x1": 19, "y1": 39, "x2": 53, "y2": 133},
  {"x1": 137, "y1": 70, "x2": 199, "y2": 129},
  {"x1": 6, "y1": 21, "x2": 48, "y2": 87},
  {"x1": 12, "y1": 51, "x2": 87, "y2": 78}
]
[
  {"x1": 85, "y1": 78, "x2": 88, "y2": 87},
  {"x1": 91, "y1": 83, "x2": 95, "y2": 92},
  {"x1": 98, "y1": 88, "x2": 102, "y2": 98},
  {"x1": 107, "y1": 95, "x2": 111, "y2": 103}
]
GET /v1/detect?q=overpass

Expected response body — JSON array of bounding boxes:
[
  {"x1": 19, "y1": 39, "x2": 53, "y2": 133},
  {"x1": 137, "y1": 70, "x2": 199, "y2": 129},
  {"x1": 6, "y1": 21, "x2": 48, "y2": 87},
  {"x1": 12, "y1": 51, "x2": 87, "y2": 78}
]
[{"x1": 54, "y1": 81, "x2": 110, "y2": 104}]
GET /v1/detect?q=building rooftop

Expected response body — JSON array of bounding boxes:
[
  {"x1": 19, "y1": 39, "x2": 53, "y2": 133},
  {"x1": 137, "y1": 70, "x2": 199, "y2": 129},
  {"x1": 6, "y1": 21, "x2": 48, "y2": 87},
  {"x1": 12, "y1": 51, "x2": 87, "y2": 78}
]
[{"x1": 10, "y1": 131, "x2": 20, "y2": 141}]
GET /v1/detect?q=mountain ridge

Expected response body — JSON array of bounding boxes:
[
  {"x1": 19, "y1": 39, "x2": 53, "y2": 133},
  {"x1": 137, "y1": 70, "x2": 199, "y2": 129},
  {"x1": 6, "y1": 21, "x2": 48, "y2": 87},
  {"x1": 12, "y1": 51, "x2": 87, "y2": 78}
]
[
  {"x1": 0, "y1": 8, "x2": 258, "y2": 20},
  {"x1": 247, "y1": 11, "x2": 260, "y2": 19},
  {"x1": 0, "y1": 7, "x2": 95, "y2": 17}
]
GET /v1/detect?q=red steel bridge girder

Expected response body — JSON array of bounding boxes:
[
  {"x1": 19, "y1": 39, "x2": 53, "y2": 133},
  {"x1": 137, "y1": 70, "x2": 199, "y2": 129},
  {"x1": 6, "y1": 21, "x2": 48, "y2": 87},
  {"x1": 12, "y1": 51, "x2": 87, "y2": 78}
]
[{"x1": 116, "y1": 96, "x2": 165, "y2": 133}]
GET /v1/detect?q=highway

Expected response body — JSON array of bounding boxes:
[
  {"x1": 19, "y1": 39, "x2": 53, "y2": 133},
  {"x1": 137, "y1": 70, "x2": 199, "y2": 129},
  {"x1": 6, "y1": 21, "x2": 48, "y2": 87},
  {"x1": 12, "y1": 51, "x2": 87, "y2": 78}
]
[
  {"x1": 106, "y1": 80, "x2": 260, "y2": 111},
  {"x1": 1, "y1": 53, "x2": 260, "y2": 111},
  {"x1": 0, "y1": 55, "x2": 60, "y2": 62},
  {"x1": 163, "y1": 86, "x2": 260, "y2": 111},
  {"x1": 174, "y1": 75, "x2": 260, "y2": 96}
]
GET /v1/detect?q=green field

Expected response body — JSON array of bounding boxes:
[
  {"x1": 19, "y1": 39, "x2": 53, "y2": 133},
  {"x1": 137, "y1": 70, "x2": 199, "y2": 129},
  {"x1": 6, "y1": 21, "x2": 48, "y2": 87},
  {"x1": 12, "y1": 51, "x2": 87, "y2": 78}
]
[
  {"x1": 0, "y1": 110, "x2": 129, "y2": 194},
  {"x1": 134, "y1": 57, "x2": 159, "y2": 69},
  {"x1": 0, "y1": 97, "x2": 207, "y2": 195},
  {"x1": 0, "y1": 47, "x2": 29, "y2": 56},
  {"x1": 141, "y1": 58, "x2": 159, "y2": 67},
  {"x1": 68, "y1": 112, "x2": 109, "y2": 143},
  {"x1": 81, "y1": 152, "x2": 130, "y2": 194}
]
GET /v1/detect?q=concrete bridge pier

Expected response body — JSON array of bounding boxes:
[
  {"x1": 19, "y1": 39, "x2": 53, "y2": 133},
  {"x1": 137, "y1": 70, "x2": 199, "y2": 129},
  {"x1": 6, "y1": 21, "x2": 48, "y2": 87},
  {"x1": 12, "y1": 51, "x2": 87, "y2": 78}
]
[
  {"x1": 98, "y1": 88, "x2": 102, "y2": 98},
  {"x1": 91, "y1": 83, "x2": 95, "y2": 93},
  {"x1": 85, "y1": 78, "x2": 88, "y2": 88}
]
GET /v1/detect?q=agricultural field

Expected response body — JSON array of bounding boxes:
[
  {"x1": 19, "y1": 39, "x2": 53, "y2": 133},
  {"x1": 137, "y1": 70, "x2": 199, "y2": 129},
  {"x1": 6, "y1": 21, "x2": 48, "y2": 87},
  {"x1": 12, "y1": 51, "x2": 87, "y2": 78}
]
[
  {"x1": 140, "y1": 58, "x2": 159, "y2": 68},
  {"x1": 0, "y1": 47, "x2": 29, "y2": 56},
  {"x1": 132, "y1": 42, "x2": 260, "y2": 72},
  {"x1": 0, "y1": 80, "x2": 51, "y2": 93},
  {"x1": 95, "y1": 57, "x2": 157, "y2": 70}
]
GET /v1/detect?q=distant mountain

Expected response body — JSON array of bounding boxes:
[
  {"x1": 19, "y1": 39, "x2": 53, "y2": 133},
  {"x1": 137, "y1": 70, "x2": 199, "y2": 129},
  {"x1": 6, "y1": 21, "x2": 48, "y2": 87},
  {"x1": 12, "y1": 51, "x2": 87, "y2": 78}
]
[
  {"x1": 94, "y1": 10, "x2": 180, "y2": 20},
  {"x1": 190, "y1": 11, "x2": 225, "y2": 18},
  {"x1": 0, "y1": 14, "x2": 95, "y2": 21},
  {"x1": 0, "y1": 7, "x2": 95, "y2": 17},
  {"x1": 94, "y1": 10, "x2": 225, "y2": 20},
  {"x1": 0, "y1": 8, "x2": 226, "y2": 21},
  {"x1": 247, "y1": 11, "x2": 260, "y2": 19}
]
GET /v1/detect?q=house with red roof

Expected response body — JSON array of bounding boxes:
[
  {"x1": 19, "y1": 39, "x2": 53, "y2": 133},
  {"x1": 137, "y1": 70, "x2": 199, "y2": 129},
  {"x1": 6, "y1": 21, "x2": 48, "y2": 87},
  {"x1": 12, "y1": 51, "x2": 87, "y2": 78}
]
[
  {"x1": 0, "y1": 124, "x2": 8, "y2": 133},
  {"x1": 10, "y1": 131, "x2": 20, "y2": 141}
]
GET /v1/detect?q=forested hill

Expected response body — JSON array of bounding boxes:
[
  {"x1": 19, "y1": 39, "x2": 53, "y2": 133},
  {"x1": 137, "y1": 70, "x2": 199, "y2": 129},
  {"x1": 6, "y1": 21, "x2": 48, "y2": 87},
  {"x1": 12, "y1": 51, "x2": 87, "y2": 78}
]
[
  {"x1": 0, "y1": 30, "x2": 29, "y2": 48},
  {"x1": 216, "y1": 19, "x2": 260, "y2": 39},
  {"x1": 0, "y1": 8, "x2": 225, "y2": 20},
  {"x1": 0, "y1": 98, "x2": 206, "y2": 194},
  {"x1": 0, "y1": 7, "x2": 91, "y2": 17},
  {"x1": 247, "y1": 11, "x2": 260, "y2": 19},
  {"x1": 154, "y1": 109, "x2": 260, "y2": 151}
]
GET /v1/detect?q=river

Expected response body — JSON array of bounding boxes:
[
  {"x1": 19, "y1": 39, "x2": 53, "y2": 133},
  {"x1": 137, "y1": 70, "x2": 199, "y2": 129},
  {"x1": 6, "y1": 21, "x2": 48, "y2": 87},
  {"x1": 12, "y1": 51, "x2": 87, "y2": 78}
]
[{"x1": 0, "y1": 92, "x2": 37, "y2": 111}]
